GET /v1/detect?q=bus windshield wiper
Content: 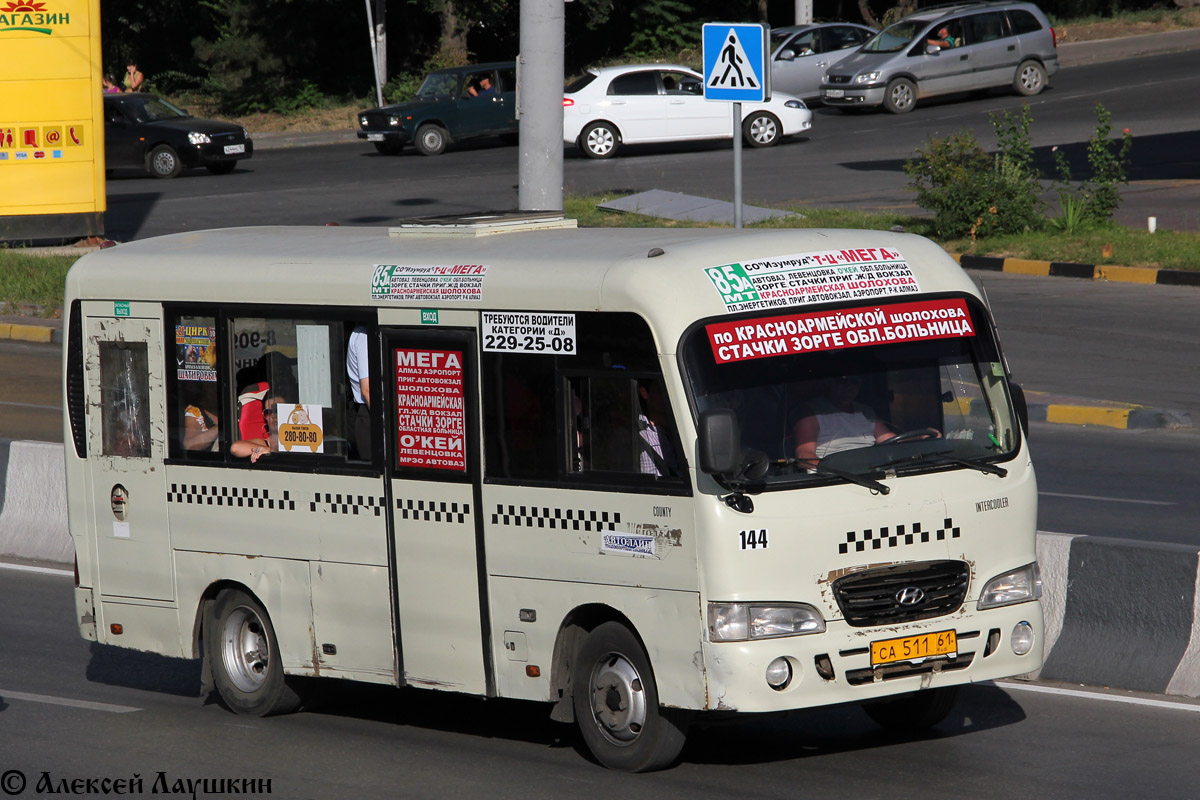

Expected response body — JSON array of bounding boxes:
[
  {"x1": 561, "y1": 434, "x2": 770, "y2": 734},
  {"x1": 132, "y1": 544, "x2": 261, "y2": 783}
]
[
  {"x1": 882, "y1": 449, "x2": 1008, "y2": 477},
  {"x1": 777, "y1": 458, "x2": 891, "y2": 495}
]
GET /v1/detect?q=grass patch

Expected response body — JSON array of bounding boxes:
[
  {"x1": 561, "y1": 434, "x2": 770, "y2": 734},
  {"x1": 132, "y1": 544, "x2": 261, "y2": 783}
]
[
  {"x1": 0, "y1": 251, "x2": 77, "y2": 315},
  {"x1": 568, "y1": 193, "x2": 1200, "y2": 271}
]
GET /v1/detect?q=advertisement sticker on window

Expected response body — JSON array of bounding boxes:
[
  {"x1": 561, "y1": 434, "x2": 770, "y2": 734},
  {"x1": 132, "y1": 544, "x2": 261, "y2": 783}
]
[
  {"x1": 371, "y1": 264, "x2": 488, "y2": 302},
  {"x1": 175, "y1": 324, "x2": 217, "y2": 382},
  {"x1": 276, "y1": 403, "x2": 324, "y2": 453},
  {"x1": 395, "y1": 348, "x2": 466, "y2": 471},
  {"x1": 706, "y1": 298, "x2": 974, "y2": 364},
  {"x1": 482, "y1": 311, "x2": 576, "y2": 354},
  {"x1": 704, "y1": 247, "x2": 920, "y2": 313}
]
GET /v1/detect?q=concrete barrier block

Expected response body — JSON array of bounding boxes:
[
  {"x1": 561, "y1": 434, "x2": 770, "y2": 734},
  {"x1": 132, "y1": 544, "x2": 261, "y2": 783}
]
[
  {"x1": 1167, "y1": 562, "x2": 1200, "y2": 698},
  {"x1": 1034, "y1": 531, "x2": 1075, "y2": 677},
  {"x1": 1040, "y1": 536, "x2": 1198, "y2": 694},
  {"x1": 0, "y1": 440, "x2": 72, "y2": 563}
]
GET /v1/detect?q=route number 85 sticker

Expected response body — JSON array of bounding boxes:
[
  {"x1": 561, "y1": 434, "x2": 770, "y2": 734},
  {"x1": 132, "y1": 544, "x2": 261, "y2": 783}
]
[{"x1": 739, "y1": 529, "x2": 769, "y2": 550}]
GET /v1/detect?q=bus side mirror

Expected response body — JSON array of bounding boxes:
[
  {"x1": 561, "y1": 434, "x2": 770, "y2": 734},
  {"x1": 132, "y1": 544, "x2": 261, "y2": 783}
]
[
  {"x1": 698, "y1": 408, "x2": 741, "y2": 476},
  {"x1": 1008, "y1": 380, "x2": 1029, "y2": 437}
]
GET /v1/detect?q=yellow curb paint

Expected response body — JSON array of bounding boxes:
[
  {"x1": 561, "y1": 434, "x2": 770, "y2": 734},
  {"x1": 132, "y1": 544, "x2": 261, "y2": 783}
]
[
  {"x1": 1045, "y1": 405, "x2": 1132, "y2": 428},
  {"x1": 948, "y1": 253, "x2": 963, "y2": 263},
  {"x1": 7, "y1": 324, "x2": 54, "y2": 343},
  {"x1": 1004, "y1": 259, "x2": 1051, "y2": 276},
  {"x1": 1096, "y1": 264, "x2": 1158, "y2": 284},
  {"x1": 0, "y1": 324, "x2": 10, "y2": 339}
]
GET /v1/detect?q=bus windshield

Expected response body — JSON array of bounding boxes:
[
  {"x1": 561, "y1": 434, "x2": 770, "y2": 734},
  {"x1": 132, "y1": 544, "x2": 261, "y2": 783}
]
[{"x1": 681, "y1": 296, "x2": 1019, "y2": 489}]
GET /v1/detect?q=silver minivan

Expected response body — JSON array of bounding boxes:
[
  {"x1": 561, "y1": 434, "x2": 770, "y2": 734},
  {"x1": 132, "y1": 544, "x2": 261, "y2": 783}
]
[{"x1": 821, "y1": 1, "x2": 1058, "y2": 113}]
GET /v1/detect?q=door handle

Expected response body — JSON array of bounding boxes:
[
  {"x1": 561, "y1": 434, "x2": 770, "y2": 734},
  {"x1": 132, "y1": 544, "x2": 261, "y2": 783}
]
[
  {"x1": 816, "y1": 61, "x2": 828, "y2": 68},
  {"x1": 610, "y1": 100, "x2": 626, "y2": 105},
  {"x1": 960, "y1": 54, "x2": 968, "y2": 60},
  {"x1": 1008, "y1": 44, "x2": 1016, "y2": 51},
  {"x1": 669, "y1": 99, "x2": 685, "y2": 104}
]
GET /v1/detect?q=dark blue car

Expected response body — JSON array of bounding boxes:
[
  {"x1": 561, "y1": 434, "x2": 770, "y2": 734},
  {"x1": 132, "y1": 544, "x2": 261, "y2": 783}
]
[{"x1": 104, "y1": 93, "x2": 253, "y2": 178}]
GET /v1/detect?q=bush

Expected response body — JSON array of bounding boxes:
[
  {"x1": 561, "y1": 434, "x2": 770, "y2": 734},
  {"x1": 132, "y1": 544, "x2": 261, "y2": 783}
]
[
  {"x1": 1052, "y1": 102, "x2": 1134, "y2": 230},
  {"x1": 904, "y1": 106, "x2": 1044, "y2": 239}
]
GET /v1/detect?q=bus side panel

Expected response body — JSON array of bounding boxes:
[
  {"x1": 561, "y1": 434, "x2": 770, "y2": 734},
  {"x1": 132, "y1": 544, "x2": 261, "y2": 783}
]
[
  {"x1": 96, "y1": 599, "x2": 185, "y2": 657},
  {"x1": 168, "y1": 469, "x2": 388, "y2": 568},
  {"x1": 482, "y1": 484, "x2": 701, "y2": 707},
  {"x1": 309, "y1": 561, "x2": 396, "y2": 683},
  {"x1": 488, "y1": 576, "x2": 706, "y2": 709},
  {"x1": 174, "y1": 551, "x2": 315, "y2": 675}
]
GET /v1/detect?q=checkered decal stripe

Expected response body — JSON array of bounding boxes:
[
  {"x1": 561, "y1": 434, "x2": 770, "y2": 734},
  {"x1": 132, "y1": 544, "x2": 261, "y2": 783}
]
[
  {"x1": 168, "y1": 484, "x2": 296, "y2": 511},
  {"x1": 311, "y1": 492, "x2": 385, "y2": 516},
  {"x1": 397, "y1": 498, "x2": 470, "y2": 524},
  {"x1": 839, "y1": 518, "x2": 960, "y2": 554},
  {"x1": 491, "y1": 504, "x2": 621, "y2": 531}
]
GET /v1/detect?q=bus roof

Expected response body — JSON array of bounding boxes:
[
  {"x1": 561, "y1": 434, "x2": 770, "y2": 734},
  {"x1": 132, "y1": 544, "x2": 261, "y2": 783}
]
[{"x1": 66, "y1": 225, "x2": 979, "y2": 351}]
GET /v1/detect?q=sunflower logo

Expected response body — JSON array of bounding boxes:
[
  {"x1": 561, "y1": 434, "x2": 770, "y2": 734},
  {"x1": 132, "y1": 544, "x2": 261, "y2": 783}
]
[{"x1": 2, "y1": 2, "x2": 49, "y2": 10}]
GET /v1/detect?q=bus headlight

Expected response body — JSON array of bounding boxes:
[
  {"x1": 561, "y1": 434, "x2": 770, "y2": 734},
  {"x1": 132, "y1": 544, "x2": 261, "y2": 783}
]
[
  {"x1": 978, "y1": 563, "x2": 1042, "y2": 609},
  {"x1": 708, "y1": 603, "x2": 826, "y2": 642}
]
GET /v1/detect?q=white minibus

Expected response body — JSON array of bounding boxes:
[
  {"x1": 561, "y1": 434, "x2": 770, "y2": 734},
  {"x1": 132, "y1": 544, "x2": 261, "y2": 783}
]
[{"x1": 65, "y1": 217, "x2": 1042, "y2": 771}]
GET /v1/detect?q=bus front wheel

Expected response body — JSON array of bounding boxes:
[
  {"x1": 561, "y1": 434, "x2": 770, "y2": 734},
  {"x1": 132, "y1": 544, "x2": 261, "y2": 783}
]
[
  {"x1": 571, "y1": 621, "x2": 689, "y2": 772},
  {"x1": 205, "y1": 589, "x2": 301, "y2": 716}
]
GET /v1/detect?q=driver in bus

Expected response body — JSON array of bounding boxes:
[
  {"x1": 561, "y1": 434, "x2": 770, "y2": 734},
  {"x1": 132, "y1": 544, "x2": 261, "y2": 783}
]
[{"x1": 792, "y1": 375, "x2": 895, "y2": 467}]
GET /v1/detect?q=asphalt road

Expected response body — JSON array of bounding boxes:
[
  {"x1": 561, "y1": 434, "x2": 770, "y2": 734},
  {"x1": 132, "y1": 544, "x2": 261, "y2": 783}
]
[
  {"x1": 102, "y1": 49, "x2": 1200, "y2": 241},
  {"x1": 3, "y1": 568, "x2": 1200, "y2": 799}
]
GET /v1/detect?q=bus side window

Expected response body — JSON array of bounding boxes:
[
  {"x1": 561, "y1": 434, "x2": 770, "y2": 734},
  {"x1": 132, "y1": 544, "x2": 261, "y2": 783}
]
[{"x1": 169, "y1": 313, "x2": 222, "y2": 459}]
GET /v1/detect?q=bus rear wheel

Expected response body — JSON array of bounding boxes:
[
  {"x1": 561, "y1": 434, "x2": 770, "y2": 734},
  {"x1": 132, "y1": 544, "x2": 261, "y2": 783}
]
[
  {"x1": 206, "y1": 588, "x2": 301, "y2": 716},
  {"x1": 571, "y1": 621, "x2": 689, "y2": 772}
]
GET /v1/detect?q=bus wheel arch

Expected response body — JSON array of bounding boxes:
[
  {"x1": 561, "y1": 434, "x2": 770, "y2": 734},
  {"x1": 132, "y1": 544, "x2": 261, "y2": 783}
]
[{"x1": 202, "y1": 584, "x2": 302, "y2": 717}]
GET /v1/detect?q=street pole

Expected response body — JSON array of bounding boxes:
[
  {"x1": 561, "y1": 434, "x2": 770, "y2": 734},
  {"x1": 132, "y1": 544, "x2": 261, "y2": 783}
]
[
  {"x1": 518, "y1": 0, "x2": 565, "y2": 212},
  {"x1": 363, "y1": 0, "x2": 383, "y2": 107},
  {"x1": 733, "y1": 102, "x2": 743, "y2": 229}
]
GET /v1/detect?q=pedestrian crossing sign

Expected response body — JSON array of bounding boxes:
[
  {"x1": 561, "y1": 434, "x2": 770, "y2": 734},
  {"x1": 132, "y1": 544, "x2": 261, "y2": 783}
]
[{"x1": 702, "y1": 22, "x2": 770, "y2": 102}]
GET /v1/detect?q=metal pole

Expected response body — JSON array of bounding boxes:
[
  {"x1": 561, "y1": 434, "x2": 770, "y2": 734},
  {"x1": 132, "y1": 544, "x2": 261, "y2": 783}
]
[
  {"x1": 795, "y1": 0, "x2": 813, "y2": 24},
  {"x1": 364, "y1": 0, "x2": 383, "y2": 107},
  {"x1": 518, "y1": 0, "x2": 565, "y2": 212},
  {"x1": 733, "y1": 101, "x2": 742, "y2": 229}
]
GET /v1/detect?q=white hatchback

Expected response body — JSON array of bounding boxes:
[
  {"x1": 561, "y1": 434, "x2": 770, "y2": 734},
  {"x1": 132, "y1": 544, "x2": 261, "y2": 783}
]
[{"x1": 563, "y1": 64, "x2": 813, "y2": 159}]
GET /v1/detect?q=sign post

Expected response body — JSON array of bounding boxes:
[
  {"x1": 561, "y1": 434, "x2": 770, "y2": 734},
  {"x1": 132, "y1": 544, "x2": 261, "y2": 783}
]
[{"x1": 702, "y1": 22, "x2": 770, "y2": 229}]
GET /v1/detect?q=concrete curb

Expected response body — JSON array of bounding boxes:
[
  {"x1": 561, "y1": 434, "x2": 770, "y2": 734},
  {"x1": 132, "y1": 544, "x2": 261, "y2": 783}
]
[
  {"x1": 953, "y1": 253, "x2": 1200, "y2": 288},
  {"x1": 2, "y1": 438, "x2": 1197, "y2": 699}
]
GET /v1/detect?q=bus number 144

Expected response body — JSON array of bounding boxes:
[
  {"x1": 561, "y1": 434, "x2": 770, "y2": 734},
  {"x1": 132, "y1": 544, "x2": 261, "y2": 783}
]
[{"x1": 738, "y1": 529, "x2": 769, "y2": 550}]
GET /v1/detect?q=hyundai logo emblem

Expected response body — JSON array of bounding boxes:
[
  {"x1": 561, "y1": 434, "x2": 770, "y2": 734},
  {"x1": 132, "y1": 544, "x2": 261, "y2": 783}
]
[{"x1": 895, "y1": 586, "x2": 925, "y2": 606}]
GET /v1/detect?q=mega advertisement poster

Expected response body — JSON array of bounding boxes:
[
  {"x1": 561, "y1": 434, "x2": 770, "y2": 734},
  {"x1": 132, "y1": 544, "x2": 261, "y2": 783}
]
[{"x1": 394, "y1": 348, "x2": 465, "y2": 471}]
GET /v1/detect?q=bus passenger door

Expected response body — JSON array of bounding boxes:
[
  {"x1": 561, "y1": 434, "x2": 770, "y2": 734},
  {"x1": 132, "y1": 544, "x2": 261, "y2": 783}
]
[
  {"x1": 84, "y1": 310, "x2": 173, "y2": 601},
  {"x1": 384, "y1": 328, "x2": 487, "y2": 694}
]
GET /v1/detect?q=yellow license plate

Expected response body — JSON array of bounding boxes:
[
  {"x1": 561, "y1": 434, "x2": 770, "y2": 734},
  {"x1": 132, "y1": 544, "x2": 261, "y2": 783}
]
[{"x1": 870, "y1": 630, "x2": 957, "y2": 667}]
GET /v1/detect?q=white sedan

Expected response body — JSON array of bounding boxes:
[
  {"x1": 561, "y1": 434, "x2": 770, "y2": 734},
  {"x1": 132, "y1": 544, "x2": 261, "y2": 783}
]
[{"x1": 563, "y1": 64, "x2": 813, "y2": 159}]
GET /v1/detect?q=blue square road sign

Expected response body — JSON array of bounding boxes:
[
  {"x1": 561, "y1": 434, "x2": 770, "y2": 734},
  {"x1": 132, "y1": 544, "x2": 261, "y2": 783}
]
[{"x1": 702, "y1": 23, "x2": 770, "y2": 103}]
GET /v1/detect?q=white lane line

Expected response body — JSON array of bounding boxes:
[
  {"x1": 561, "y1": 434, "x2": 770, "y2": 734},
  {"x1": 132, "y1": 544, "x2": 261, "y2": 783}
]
[
  {"x1": 998, "y1": 680, "x2": 1200, "y2": 713},
  {"x1": 0, "y1": 399, "x2": 63, "y2": 410},
  {"x1": 0, "y1": 562, "x2": 72, "y2": 577},
  {"x1": 1, "y1": 689, "x2": 141, "y2": 714},
  {"x1": 1040, "y1": 491, "x2": 1175, "y2": 506}
]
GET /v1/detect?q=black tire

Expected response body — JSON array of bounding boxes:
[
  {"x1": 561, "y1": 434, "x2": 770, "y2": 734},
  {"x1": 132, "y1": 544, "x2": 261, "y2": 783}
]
[
  {"x1": 1013, "y1": 60, "x2": 1047, "y2": 97},
  {"x1": 882, "y1": 78, "x2": 918, "y2": 114},
  {"x1": 205, "y1": 589, "x2": 302, "y2": 717},
  {"x1": 206, "y1": 162, "x2": 236, "y2": 175},
  {"x1": 373, "y1": 141, "x2": 405, "y2": 156},
  {"x1": 572, "y1": 621, "x2": 689, "y2": 772},
  {"x1": 414, "y1": 124, "x2": 448, "y2": 156},
  {"x1": 862, "y1": 686, "x2": 958, "y2": 731},
  {"x1": 743, "y1": 111, "x2": 781, "y2": 148},
  {"x1": 147, "y1": 144, "x2": 181, "y2": 178},
  {"x1": 579, "y1": 122, "x2": 619, "y2": 159}
]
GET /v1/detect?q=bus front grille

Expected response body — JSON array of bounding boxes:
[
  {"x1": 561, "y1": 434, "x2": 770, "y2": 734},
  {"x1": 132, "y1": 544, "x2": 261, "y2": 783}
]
[{"x1": 833, "y1": 560, "x2": 969, "y2": 627}]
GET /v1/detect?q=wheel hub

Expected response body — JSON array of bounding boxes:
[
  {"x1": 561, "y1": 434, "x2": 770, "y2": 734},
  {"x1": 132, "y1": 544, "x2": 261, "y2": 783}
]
[
  {"x1": 589, "y1": 654, "x2": 647, "y2": 744},
  {"x1": 222, "y1": 605, "x2": 270, "y2": 693}
]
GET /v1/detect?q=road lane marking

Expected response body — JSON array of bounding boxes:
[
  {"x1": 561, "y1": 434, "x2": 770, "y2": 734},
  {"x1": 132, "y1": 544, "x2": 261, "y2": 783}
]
[
  {"x1": 1039, "y1": 491, "x2": 1175, "y2": 506},
  {"x1": 0, "y1": 563, "x2": 73, "y2": 577},
  {"x1": 997, "y1": 680, "x2": 1200, "y2": 713},
  {"x1": 1, "y1": 689, "x2": 141, "y2": 713},
  {"x1": 0, "y1": 399, "x2": 62, "y2": 411}
]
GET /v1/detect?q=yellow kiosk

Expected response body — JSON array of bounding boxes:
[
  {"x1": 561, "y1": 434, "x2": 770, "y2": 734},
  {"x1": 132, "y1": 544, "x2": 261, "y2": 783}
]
[{"x1": 0, "y1": 0, "x2": 105, "y2": 241}]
